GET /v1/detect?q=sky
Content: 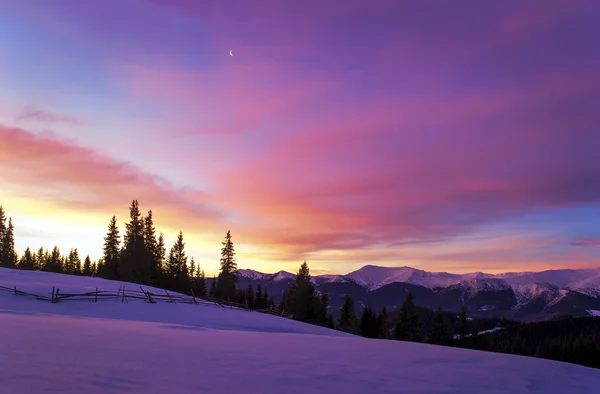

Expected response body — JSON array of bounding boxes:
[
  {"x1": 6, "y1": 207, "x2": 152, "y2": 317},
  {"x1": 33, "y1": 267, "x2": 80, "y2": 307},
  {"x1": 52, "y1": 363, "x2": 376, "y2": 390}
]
[{"x1": 1, "y1": 0, "x2": 599, "y2": 276}]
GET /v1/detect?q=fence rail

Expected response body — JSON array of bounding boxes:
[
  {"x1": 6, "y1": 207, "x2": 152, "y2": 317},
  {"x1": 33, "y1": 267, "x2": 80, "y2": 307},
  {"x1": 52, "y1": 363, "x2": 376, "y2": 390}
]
[{"x1": 0, "y1": 284, "x2": 292, "y2": 319}]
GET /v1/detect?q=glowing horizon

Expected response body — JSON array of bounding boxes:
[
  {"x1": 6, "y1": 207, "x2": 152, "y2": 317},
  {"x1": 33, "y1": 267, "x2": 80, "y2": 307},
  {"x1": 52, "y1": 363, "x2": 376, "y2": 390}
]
[{"x1": 1, "y1": 0, "x2": 600, "y2": 277}]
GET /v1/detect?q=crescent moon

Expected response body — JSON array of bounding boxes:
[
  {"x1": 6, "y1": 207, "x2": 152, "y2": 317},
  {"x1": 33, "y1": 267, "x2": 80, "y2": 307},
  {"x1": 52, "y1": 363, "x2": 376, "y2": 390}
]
[{"x1": 229, "y1": 50, "x2": 233, "y2": 56}]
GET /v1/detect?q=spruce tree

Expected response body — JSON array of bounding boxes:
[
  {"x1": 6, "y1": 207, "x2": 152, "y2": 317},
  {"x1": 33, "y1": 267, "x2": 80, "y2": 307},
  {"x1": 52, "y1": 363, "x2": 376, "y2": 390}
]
[
  {"x1": 44, "y1": 246, "x2": 62, "y2": 272},
  {"x1": 394, "y1": 291, "x2": 421, "y2": 342},
  {"x1": 216, "y1": 230, "x2": 238, "y2": 300},
  {"x1": 289, "y1": 261, "x2": 319, "y2": 322},
  {"x1": 338, "y1": 294, "x2": 358, "y2": 334},
  {"x1": 102, "y1": 216, "x2": 121, "y2": 280},
  {"x1": 428, "y1": 306, "x2": 450, "y2": 345},
  {"x1": 82, "y1": 255, "x2": 92, "y2": 276},
  {"x1": 18, "y1": 247, "x2": 35, "y2": 269},
  {"x1": 35, "y1": 247, "x2": 46, "y2": 270},
  {"x1": 457, "y1": 305, "x2": 469, "y2": 343},
  {"x1": 0, "y1": 217, "x2": 17, "y2": 268},
  {"x1": 96, "y1": 259, "x2": 105, "y2": 277},
  {"x1": 144, "y1": 210, "x2": 161, "y2": 286},
  {"x1": 65, "y1": 248, "x2": 81, "y2": 275},
  {"x1": 166, "y1": 231, "x2": 189, "y2": 292},
  {"x1": 264, "y1": 288, "x2": 271, "y2": 308},
  {"x1": 360, "y1": 305, "x2": 379, "y2": 338},
  {"x1": 193, "y1": 264, "x2": 207, "y2": 297},
  {"x1": 120, "y1": 200, "x2": 148, "y2": 284},
  {"x1": 255, "y1": 283, "x2": 264, "y2": 309}
]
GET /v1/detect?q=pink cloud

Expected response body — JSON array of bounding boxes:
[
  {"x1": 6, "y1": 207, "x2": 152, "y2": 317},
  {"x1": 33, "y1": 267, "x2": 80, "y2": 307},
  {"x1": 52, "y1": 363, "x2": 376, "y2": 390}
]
[{"x1": 0, "y1": 124, "x2": 221, "y2": 230}]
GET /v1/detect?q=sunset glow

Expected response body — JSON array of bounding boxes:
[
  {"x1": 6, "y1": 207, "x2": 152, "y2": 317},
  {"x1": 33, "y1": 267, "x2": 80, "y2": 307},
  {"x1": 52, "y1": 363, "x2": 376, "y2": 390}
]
[{"x1": 1, "y1": 0, "x2": 599, "y2": 276}]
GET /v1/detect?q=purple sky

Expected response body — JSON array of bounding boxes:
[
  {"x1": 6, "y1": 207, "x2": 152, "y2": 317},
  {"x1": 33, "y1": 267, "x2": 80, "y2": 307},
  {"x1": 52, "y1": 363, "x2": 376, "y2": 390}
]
[{"x1": 1, "y1": 0, "x2": 599, "y2": 275}]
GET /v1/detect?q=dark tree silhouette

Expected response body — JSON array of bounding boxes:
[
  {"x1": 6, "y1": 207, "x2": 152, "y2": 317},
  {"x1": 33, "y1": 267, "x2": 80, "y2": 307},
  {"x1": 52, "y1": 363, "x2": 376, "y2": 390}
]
[
  {"x1": 338, "y1": 294, "x2": 358, "y2": 334},
  {"x1": 120, "y1": 200, "x2": 148, "y2": 284},
  {"x1": 394, "y1": 291, "x2": 421, "y2": 342},
  {"x1": 102, "y1": 216, "x2": 121, "y2": 280},
  {"x1": 216, "y1": 230, "x2": 237, "y2": 300}
]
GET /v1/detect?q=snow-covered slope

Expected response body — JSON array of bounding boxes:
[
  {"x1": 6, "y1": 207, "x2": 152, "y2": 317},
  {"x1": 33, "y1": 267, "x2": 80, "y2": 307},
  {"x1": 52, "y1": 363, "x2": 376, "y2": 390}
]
[
  {"x1": 1, "y1": 269, "x2": 599, "y2": 394},
  {"x1": 345, "y1": 265, "x2": 487, "y2": 290}
]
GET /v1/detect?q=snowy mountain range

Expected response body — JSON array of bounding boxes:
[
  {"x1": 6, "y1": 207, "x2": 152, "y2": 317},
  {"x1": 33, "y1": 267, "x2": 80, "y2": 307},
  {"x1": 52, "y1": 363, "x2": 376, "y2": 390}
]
[{"x1": 234, "y1": 265, "x2": 600, "y2": 322}]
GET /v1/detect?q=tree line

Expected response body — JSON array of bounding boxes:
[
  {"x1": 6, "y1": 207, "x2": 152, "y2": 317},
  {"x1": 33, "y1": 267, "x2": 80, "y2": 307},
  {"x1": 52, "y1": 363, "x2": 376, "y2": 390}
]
[{"x1": 0, "y1": 202, "x2": 245, "y2": 303}]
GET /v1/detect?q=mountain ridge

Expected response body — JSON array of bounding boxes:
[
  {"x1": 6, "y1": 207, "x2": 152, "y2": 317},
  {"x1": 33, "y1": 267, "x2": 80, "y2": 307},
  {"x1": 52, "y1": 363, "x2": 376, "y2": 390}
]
[{"x1": 234, "y1": 265, "x2": 600, "y2": 321}]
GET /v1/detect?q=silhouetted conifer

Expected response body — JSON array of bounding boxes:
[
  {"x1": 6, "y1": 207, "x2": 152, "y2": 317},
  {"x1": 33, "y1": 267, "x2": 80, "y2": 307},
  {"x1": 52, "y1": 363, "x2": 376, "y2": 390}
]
[
  {"x1": 44, "y1": 246, "x2": 62, "y2": 272},
  {"x1": 255, "y1": 284, "x2": 264, "y2": 309},
  {"x1": 143, "y1": 210, "x2": 161, "y2": 286},
  {"x1": 394, "y1": 291, "x2": 421, "y2": 342},
  {"x1": 216, "y1": 230, "x2": 237, "y2": 300},
  {"x1": 102, "y1": 216, "x2": 121, "y2": 280},
  {"x1": 18, "y1": 247, "x2": 35, "y2": 269},
  {"x1": 120, "y1": 200, "x2": 148, "y2": 284},
  {"x1": 360, "y1": 305, "x2": 379, "y2": 338},
  {"x1": 338, "y1": 294, "x2": 358, "y2": 334},
  {"x1": 82, "y1": 255, "x2": 92, "y2": 276},
  {"x1": 428, "y1": 306, "x2": 451, "y2": 345},
  {"x1": 0, "y1": 217, "x2": 17, "y2": 268},
  {"x1": 166, "y1": 231, "x2": 189, "y2": 293}
]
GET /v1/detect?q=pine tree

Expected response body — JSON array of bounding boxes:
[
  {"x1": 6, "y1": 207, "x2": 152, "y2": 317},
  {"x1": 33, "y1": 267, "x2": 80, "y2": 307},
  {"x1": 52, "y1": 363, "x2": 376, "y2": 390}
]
[
  {"x1": 193, "y1": 264, "x2": 207, "y2": 297},
  {"x1": 35, "y1": 247, "x2": 46, "y2": 270},
  {"x1": 44, "y1": 246, "x2": 62, "y2": 272},
  {"x1": 120, "y1": 200, "x2": 148, "y2": 284},
  {"x1": 255, "y1": 283, "x2": 264, "y2": 309},
  {"x1": 143, "y1": 210, "x2": 161, "y2": 286},
  {"x1": 82, "y1": 255, "x2": 92, "y2": 276},
  {"x1": 216, "y1": 230, "x2": 238, "y2": 300},
  {"x1": 18, "y1": 247, "x2": 35, "y2": 269},
  {"x1": 64, "y1": 248, "x2": 81, "y2": 275},
  {"x1": 166, "y1": 231, "x2": 189, "y2": 292},
  {"x1": 360, "y1": 305, "x2": 379, "y2": 338},
  {"x1": 378, "y1": 306, "x2": 390, "y2": 339},
  {"x1": 428, "y1": 306, "x2": 450, "y2": 345},
  {"x1": 102, "y1": 216, "x2": 121, "y2": 280},
  {"x1": 457, "y1": 305, "x2": 469, "y2": 343},
  {"x1": 338, "y1": 294, "x2": 358, "y2": 334},
  {"x1": 96, "y1": 259, "x2": 105, "y2": 277},
  {"x1": 394, "y1": 291, "x2": 421, "y2": 342},
  {"x1": 0, "y1": 217, "x2": 17, "y2": 268}
]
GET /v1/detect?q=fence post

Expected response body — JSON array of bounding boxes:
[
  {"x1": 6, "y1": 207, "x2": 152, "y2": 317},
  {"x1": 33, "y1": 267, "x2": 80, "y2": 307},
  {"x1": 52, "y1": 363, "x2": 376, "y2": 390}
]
[
  {"x1": 190, "y1": 289, "x2": 198, "y2": 304},
  {"x1": 51, "y1": 287, "x2": 55, "y2": 303},
  {"x1": 55, "y1": 288, "x2": 60, "y2": 303},
  {"x1": 95, "y1": 287, "x2": 98, "y2": 303}
]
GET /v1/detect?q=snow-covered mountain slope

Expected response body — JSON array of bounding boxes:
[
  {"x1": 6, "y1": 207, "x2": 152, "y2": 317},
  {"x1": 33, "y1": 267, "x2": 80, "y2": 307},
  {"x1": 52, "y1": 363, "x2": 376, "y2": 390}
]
[
  {"x1": 237, "y1": 264, "x2": 600, "y2": 299},
  {"x1": 2, "y1": 269, "x2": 599, "y2": 393}
]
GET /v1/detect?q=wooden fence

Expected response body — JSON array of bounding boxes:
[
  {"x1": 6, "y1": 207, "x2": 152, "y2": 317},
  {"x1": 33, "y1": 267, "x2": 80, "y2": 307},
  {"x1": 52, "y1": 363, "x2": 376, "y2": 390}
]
[{"x1": 0, "y1": 284, "x2": 292, "y2": 319}]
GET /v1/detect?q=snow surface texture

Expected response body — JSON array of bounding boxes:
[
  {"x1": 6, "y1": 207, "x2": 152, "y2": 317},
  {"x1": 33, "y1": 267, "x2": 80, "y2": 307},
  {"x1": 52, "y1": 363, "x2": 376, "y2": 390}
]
[{"x1": 1, "y1": 269, "x2": 600, "y2": 394}]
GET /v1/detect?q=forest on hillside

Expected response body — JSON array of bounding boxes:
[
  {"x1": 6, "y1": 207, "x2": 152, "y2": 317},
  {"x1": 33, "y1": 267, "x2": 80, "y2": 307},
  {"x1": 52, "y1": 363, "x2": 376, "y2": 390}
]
[{"x1": 1, "y1": 202, "x2": 599, "y2": 369}]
